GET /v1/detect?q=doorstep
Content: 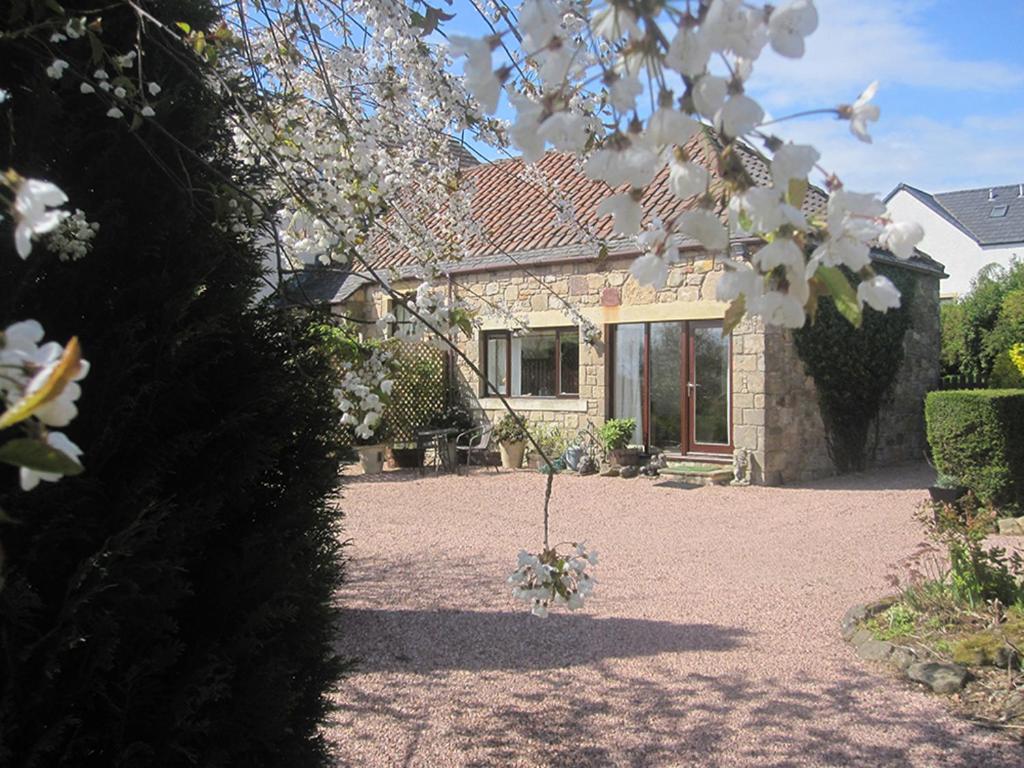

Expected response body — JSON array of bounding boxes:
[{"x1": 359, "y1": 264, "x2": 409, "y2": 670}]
[{"x1": 659, "y1": 462, "x2": 734, "y2": 486}]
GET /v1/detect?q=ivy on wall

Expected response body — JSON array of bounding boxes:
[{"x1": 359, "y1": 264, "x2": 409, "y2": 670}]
[{"x1": 793, "y1": 264, "x2": 914, "y2": 473}]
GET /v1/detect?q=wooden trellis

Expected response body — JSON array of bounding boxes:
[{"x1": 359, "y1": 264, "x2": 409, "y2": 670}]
[{"x1": 383, "y1": 342, "x2": 448, "y2": 444}]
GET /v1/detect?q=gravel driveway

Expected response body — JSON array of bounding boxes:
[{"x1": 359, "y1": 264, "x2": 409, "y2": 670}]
[{"x1": 328, "y1": 462, "x2": 1023, "y2": 767}]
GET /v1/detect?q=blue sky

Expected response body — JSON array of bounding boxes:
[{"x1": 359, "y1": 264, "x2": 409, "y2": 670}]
[{"x1": 445, "y1": 0, "x2": 1024, "y2": 196}]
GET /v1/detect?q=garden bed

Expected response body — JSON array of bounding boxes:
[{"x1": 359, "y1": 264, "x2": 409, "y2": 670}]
[
  {"x1": 848, "y1": 599, "x2": 1024, "y2": 735},
  {"x1": 844, "y1": 499, "x2": 1024, "y2": 738}
]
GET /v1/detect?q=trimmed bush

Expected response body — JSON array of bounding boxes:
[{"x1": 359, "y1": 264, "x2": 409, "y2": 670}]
[{"x1": 925, "y1": 390, "x2": 1024, "y2": 509}]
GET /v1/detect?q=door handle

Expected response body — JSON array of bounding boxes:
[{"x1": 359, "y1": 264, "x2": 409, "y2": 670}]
[{"x1": 687, "y1": 382, "x2": 700, "y2": 389}]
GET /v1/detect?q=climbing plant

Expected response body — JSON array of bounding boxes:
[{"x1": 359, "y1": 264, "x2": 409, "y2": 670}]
[{"x1": 794, "y1": 264, "x2": 914, "y2": 473}]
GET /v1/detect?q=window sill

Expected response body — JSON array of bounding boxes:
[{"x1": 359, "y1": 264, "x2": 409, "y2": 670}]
[{"x1": 477, "y1": 397, "x2": 589, "y2": 413}]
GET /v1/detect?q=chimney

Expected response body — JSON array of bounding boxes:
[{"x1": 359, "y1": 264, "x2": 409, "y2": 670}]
[
  {"x1": 1018, "y1": 184, "x2": 1023, "y2": 198},
  {"x1": 988, "y1": 188, "x2": 996, "y2": 201}
]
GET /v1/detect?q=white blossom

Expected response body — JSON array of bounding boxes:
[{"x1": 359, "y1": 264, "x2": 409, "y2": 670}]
[
  {"x1": 668, "y1": 159, "x2": 709, "y2": 200},
  {"x1": 11, "y1": 178, "x2": 69, "y2": 258},
  {"x1": 79, "y1": 82, "x2": 95, "y2": 94},
  {"x1": 858, "y1": 274, "x2": 901, "y2": 311},
  {"x1": 148, "y1": 81, "x2": 161, "y2": 96},
  {"x1": 645, "y1": 107, "x2": 699, "y2": 149},
  {"x1": 769, "y1": 0, "x2": 819, "y2": 58},
  {"x1": 770, "y1": 143, "x2": 820, "y2": 189},
  {"x1": 106, "y1": 107, "x2": 124, "y2": 119},
  {"x1": 692, "y1": 74, "x2": 728, "y2": 118},
  {"x1": 757, "y1": 290, "x2": 806, "y2": 328},
  {"x1": 843, "y1": 81, "x2": 880, "y2": 143},
  {"x1": 596, "y1": 192, "x2": 642, "y2": 236},
  {"x1": 608, "y1": 74, "x2": 643, "y2": 113},
  {"x1": 716, "y1": 94, "x2": 764, "y2": 138},
  {"x1": 584, "y1": 144, "x2": 659, "y2": 188},
  {"x1": 752, "y1": 237, "x2": 804, "y2": 272},
  {"x1": 677, "y1": 209, "x2": 728, "y2": 251},
  {"x1": 880, "y1": 220, "x2": 925, "y2": 259},
  {"x1": 20, "y1": 432, "x2": 83, "y2": 491},
  {"x1": 591, "y1": 5, "x2": 641, "y2": 41},
  {"x1": 45, "y1": 59, "x2": 69, "y2": 79},
  {"x1": 665, "y1": 27, "x2": 711, "y2": 77}
]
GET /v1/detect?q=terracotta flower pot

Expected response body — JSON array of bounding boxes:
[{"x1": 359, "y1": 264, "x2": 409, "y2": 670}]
[
  {"x1": 499, "y1": 440, "x2": 526, "y2": 469},
  {"x1": 357, "y1": 444, "x2": 386, "y2": 474},
  {"x1": 610, "y1": 448, "x2": 641, "y2": 467}
]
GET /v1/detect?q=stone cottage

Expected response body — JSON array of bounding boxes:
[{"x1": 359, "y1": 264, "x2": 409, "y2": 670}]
[{"x1": 323, "y1": 131, "x2": 944, "y2": 484}]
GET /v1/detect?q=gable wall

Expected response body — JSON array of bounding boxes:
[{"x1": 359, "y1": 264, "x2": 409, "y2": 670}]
[{"x1": 887, "y1": 190, "x2": 1020, "y2": 296}]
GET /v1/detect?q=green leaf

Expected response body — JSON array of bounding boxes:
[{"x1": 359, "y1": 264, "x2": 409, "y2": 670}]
[
  {"x1": 87, "y1": 29, "x2": 104, "y2": 65},
  {"x1": 0, "y1": 337, "x2": 82, "y2": 430},
  {"x1": 787, "y1": 178, "x2": 808, "y2": 209},
  {"x1": 722, "y1": 296, "x2": 746, "y2": 335},
  {"x1": 815, "y1": 265, "x2": 862, "y2": 328},
  {"x1": 176, "y1": 21, "x2": 191, "y2": 33},
  {"x1": 0, "y1": 439, "x2": 83, "y2": 476}
]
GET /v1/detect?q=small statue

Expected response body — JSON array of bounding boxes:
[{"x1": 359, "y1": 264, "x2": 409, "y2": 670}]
[{"x1": 730, "y1": 447, "x2": 751, "y2": 486}]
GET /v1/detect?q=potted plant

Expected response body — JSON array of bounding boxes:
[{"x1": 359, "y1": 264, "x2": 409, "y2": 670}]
[
  {"x1": 599, "y1": 418, "x2": 640, "y2": 466},
  {"x1": 494, "y1": 413, "x2": 529, "y2": 469},
  {"x1": 525, "y1": 423, "x2": 567, "y2": 470},
  {"x1": 929, "y1": 472, "x2": 967, "y2": 504}
]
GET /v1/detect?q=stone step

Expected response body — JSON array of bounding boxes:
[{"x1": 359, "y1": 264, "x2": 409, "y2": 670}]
[{"x1": 660, "y1": 462, "x2": 734, "y2": 486}]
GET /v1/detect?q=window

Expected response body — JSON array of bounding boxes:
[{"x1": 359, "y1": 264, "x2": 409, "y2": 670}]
[
  {"x1": 482, "y1": 328, "x2": 579, "y2": 397},
  {"x1": 389, "y1": 296, "x2": 419, "y2": 338},
  {"x1": 990, "y1": 205, "x2": 1009, "y2": 218}
]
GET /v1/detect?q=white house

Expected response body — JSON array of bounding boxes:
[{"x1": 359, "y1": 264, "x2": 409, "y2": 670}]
[{"x1": 885, "y1": 183, "x2": 1024, "y2": 298}]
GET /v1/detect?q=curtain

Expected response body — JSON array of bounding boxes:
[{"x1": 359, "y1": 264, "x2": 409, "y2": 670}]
[{"x1": 612, "y1": 324, "x2": 645, "y2": 446}]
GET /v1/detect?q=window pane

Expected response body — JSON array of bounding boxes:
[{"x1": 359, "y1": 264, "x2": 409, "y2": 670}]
[
  {"x1": 650, "y1": 322, "x2": 682, "y2": 451},
  {"x1": 559, "y1": 331, "x2": 579, "y2": 394},
  {"x1": 393, "y1": 300, "x2": 418, "y2": 338},
  {"x1": 612, "y1": 324, "x2": 645, "y2": 446},
  {"x1": 486, "y1": 335, "x2": 508, "y2": 395},
  {"x1": 517, "y1": 331, "x2": 557, "y2": 396},
  {"x1": 692, "y1": 326, "x2": 730, "y2": 445}
]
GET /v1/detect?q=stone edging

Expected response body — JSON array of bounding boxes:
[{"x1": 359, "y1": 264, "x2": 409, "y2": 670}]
[{"x1": 841, "y1": 598, "x2": 970, "y2": 694}]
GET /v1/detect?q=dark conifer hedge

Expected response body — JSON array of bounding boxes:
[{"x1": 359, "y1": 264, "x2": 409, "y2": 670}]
[{"x1": 0, "y1": 1, "x2": 345, "y2": 765}]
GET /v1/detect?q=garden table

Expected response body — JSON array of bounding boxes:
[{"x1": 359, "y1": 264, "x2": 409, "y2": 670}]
[{"x1": 415, "y1": 427, "x2": 460, "y2": 474}]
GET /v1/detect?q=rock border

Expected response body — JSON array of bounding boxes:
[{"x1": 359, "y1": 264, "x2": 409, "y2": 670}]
[{"x1": 841, "y1": 598, "x2": 970, "y2": 695}]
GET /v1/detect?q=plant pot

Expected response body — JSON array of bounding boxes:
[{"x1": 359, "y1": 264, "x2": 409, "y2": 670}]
[
  {"x1": 929, "y1": 485, "x2": 966, "y2": 504},
  {"x1": 357, "y1": 444, "x2": 386, "y2": 474},
  {"x1": 499, "y1": 440, "x2": 526, "y2": 469},
  {"x1": 390, "y1": 447, "x2": 424, "y2": 469},
  {"x1": 610, "y1": 448, "x2": 641, "y2": 467}
]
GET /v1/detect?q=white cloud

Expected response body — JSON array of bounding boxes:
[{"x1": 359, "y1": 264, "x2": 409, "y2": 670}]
[
  {"x1": 751, "y1": 0, "x2": 1024, "y2": 109},
  {"x1": 775, "y1": 110, "x2": 1024, "y2": 194}
]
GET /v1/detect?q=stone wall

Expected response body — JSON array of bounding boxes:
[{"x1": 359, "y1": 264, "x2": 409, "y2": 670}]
[
  {"x1": 761, "y1": 268, "x2": 941, "y2": 484},
  {"x1": 352, "y1": 254, "x2": 940, "y2": 486}
]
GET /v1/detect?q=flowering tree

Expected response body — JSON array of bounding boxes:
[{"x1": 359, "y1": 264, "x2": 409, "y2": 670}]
[{"x1": 2, "y1": 0, "x2": 926, "y2": 614}]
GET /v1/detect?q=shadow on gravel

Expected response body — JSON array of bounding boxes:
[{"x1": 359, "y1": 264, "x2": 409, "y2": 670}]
[
  {"x1": 779, "y1": 461, "x2": 932, "y2": 493},
  {"x1": 335, "y1": 608, "x2": 750, "y2": 673},
  {"x1": 332, "y1": 662, "x2": 1023, "y2": 767}
]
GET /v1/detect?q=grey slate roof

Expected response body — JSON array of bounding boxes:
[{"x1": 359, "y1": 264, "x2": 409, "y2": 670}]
[
  {"x1": 278, "y1": 267, "x2": 372, "y2": 307},
  {"x1": 886, "y1": 182, "x2": 1024, "y2": 246}
]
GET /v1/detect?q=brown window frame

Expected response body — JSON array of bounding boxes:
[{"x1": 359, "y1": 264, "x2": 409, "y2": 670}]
[
  {"x1": 388, "y1": 295, "x2": 419, "y2": 338},
  {"x1": 481, "y1": 327, "x2": 580, "y2": 399}
]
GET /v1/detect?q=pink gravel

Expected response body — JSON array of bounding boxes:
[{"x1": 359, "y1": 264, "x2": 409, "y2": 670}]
[{"x1": 328, "y1": 462, "x2": 1024, "y2": 766}]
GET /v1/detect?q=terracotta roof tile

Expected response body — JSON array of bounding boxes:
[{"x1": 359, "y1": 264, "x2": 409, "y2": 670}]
[{"x1": 369, "y1": 129, "x2": 827, "y2": 270}]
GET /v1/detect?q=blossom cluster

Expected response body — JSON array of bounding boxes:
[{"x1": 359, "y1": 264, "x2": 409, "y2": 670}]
[
  {"x1": 447, "y1": 0, "x2": 924, "y2": 329},
  {"x1": 380, "y1": 281, "x2": 475, "y2": 345},
  {"x1": 334, "y1": 345, "x2": 396, "y2": 442},
  {"x1": 0, "y1": 320, "x2": 89, "y2": 491},
  {"x1": 508, "y1": 542, "x2": 598, "y2": 617},
  {"x1": 45, "y1": 209, "x2": 100, "y2": 262}
]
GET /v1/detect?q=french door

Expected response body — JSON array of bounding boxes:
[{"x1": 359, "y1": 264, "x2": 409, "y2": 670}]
[{"x1": 609, "y1": 321, "x2": 732, "y2": 455}]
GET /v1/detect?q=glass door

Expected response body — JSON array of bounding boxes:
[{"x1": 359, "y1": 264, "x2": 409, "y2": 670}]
[
  {"x1": 688, "y1": 322, "x2": 731, "y2": 453},
  {"x1": 610, "y1": 321, "x2": 731, "y2": 455},
  {"x1": 649, "y1": 322, "x2": 683, "y2": 452}
]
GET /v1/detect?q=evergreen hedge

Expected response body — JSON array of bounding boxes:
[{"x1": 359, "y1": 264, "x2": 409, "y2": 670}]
[
  {"x1": 1, "y1": 1, "x2": 345, "y2": 764},
  {"x1": 925, "y1": 390, "x2": 1024, "y2": 510}
]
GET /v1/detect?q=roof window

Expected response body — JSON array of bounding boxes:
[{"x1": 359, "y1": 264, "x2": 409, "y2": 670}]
[{"x1": 990, "y1": 205, "x2": 1009, "y2": 218}]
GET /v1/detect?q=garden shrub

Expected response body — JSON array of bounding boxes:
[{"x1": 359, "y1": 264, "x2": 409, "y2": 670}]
[
  {"x1": 793, "y1": 264, "x2": 913, "y2": 472},
  {"x1": 990, "y1": 348, "x2": 1024, "y2": 389},
  {"x1": 925, "y1": 390, "x2": 1024, "y2": 509},
  {"x1": 942, "y1": 260, "x2": 1024, "y2": 380},
  {"x1": 0, "y1": 1, "x2": 345, "y2": 765}
]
